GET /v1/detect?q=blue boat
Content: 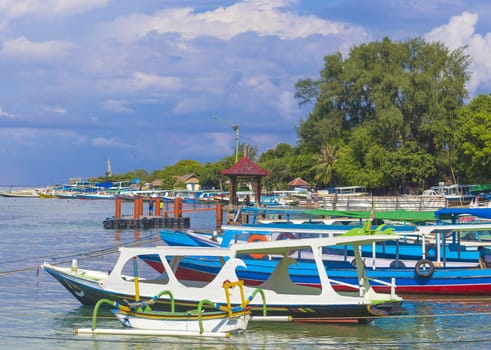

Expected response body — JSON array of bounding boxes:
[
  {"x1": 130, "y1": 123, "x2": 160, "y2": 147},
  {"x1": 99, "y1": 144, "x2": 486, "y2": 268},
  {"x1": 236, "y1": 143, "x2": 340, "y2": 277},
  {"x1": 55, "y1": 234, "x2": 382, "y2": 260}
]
[{"x1": 158, "y1": 220, "x2": 491, "y2": 296}]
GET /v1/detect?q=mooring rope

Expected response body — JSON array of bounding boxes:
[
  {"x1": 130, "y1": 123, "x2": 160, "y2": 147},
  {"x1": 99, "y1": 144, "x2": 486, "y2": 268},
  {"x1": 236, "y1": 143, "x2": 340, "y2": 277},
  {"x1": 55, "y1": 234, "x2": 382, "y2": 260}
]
[{"x1": 0, "y1": 231, "x2": 160, "y2": 276}]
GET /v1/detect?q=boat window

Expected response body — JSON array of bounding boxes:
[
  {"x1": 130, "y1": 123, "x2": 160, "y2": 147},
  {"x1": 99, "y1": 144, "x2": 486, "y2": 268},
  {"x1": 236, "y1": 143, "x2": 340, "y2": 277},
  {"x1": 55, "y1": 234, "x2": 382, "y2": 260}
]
[
  {"x1": 237, "y1": 247, "x2": 323, "y2": 295},
  {"x1": 120, "y1": 254, "x2": 169, "y2": 284}
]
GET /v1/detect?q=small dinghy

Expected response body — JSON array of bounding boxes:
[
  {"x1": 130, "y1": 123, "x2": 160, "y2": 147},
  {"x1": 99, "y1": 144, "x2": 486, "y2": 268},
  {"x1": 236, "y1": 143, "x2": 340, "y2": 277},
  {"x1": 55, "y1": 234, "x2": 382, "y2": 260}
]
[{"x1": 77, "y1": 279, "x2": 265, "y2": 338}]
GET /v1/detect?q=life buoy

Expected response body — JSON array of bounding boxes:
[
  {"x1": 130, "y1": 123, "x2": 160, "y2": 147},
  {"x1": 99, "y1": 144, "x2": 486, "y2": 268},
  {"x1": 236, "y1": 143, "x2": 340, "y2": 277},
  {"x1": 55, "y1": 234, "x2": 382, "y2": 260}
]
[
  {"x1": 390, "y1": 259, "x2": 406, "y2": 269},
  {"x1": 247, "y1": 235, "x2": 267, "y2": 259},
  {"x1": 118, "y1": 219, "x2": 127, "y2": 228},
  {"x1": 414, "y1": 258, "x2": 435, "y2": 278},
  {"x1": 103, "y1": 218, "x2": 113, "y2": 229},
  {"x1": 128, "y1": 219, "x2": 137, "y2": 228},
  {"x1": 276, "y1": 232, "x2": 296, "y2": 241}
]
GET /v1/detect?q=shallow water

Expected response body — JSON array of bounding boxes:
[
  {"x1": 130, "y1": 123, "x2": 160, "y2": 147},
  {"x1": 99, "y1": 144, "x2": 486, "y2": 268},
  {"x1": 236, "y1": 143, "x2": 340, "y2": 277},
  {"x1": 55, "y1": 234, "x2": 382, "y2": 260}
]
[{"x1": 0, "y1": 195, "x2": 490, "y2": 349}]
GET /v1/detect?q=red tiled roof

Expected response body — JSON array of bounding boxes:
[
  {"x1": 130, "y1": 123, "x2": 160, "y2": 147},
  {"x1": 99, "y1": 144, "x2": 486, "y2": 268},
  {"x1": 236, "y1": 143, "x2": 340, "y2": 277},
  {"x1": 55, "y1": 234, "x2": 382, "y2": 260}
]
[
  {"x1": 221, "y1": 157, "x2": 270, "y2": 176},
  {"x1": 288, "y1": 177, "x2": 310, "y2": 186}
]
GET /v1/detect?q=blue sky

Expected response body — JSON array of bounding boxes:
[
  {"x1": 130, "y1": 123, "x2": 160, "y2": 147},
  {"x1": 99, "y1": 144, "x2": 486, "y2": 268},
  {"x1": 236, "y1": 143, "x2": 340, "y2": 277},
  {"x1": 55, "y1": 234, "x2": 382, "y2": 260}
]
[{"x1": 1, "y1": 0, "x2": 491, "y2": 186}]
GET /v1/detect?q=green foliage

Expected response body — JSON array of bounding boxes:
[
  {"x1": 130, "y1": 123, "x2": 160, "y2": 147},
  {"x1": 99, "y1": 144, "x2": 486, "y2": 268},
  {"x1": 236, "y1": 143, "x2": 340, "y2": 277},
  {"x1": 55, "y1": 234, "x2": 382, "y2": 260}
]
[
  {"x1": 294, "y1": 37, "x2": 471, "y2": 192},
  {"x1": 159, "y1": 176, "x2": 176, "y2": 190},
  {"x1": 310, "y1": 144, "x2": 337, "y2": 187},
  {"x1": 456, "y1": 94, "x2": 491, "y2": 182}
]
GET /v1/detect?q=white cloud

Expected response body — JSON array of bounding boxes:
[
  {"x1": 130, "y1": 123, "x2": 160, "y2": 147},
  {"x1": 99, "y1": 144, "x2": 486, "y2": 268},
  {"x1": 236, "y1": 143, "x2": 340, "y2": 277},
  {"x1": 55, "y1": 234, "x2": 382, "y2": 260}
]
[
  {"x1": 0, "y1": 36, "x2": 74, "y2": 61},
  {"x1": 91, "y1": 136, "x2": 131, "y2": 148},
  {"x1": 96, "y1": 0, "x2": 364, "y2": 43},
  {"x1": 101, "y1": 100, "x2": 134, "y2": 113},
  {"x1": 425, "y1": 11, "x2": 477, "y2": 50},
  {"x1": 45, "y1": 106, "x2": 67, "y2": 114},
  {"x1": 0, "y1": 106, "x2": 16, "y2": 118},
  {"x1": 98, "y1": 72, "x2": 181, "y2": 94},
  {"x1": 425, "y1": 11, "x2": 491, "y2": 94},
  {"x1": 132, "y1": 72, "x2": 181, "y2": 90},
  {"x1": 0, "y1": 0, "x2": 108, "y2": 19}
]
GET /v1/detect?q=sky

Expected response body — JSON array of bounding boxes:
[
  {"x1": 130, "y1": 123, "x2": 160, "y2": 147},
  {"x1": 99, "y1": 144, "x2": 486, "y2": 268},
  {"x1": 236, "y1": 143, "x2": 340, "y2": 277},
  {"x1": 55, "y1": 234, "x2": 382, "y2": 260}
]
[{"x1": 1, "y1": 0, "x2": 491, "y2": 186}]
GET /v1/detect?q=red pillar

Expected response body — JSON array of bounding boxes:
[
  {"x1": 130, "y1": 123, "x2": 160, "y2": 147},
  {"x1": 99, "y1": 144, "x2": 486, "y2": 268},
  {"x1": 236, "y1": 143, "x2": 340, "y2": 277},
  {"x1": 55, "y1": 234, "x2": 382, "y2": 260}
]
[
  {"x1": 115, "y1": 198, "x2": 121, "y2": 219},
  {"x1": 133, "y1": 197, "x2": 139, "y2": 219},
  {"x1": 174, "y1": 197, "x2": 183, "y2": 217},
  {"x1": 138, "y1": 197, "x2": 143, "y2": 218},
  {"x1": 216, "y1": 203, "x2": 223, "y2": 228},
  {"x1": 155, "y1": 197, "x2": 161, "y2": 216}
]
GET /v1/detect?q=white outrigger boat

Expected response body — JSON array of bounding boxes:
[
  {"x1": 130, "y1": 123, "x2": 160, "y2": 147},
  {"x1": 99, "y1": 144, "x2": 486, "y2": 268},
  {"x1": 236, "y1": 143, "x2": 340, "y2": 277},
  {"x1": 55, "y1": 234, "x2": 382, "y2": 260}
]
[
  {"x1": 42, "y1": 233, "x2": 406, "y2": 324},
  {"x1": 78, "y1": 280, "x2": 260, "y2": 338}
]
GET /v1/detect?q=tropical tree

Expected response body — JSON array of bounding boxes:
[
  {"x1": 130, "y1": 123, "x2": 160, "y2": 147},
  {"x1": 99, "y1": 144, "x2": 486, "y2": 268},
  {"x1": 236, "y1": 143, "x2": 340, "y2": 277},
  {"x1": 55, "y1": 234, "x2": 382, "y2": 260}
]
[
  {"x1": 310, "y1": 144, "x2": 337, "y2": 188},
  {"x1": 456, "y1": 94, "x2": 491, "y2": 182},
  {"x1": 295, "y1": 37, "x2": 471, "y2": 192}
]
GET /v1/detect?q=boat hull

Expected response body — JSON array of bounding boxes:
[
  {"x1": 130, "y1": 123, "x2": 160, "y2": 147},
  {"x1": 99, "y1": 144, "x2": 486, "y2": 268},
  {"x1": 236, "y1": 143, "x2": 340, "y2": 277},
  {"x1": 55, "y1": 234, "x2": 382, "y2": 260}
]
[
  {"x1": 41, "y1": 264, "x2": 393, "y2": 324},
  {"x1": 113, "y1": 309, "x2": 249, "y2": 333}
]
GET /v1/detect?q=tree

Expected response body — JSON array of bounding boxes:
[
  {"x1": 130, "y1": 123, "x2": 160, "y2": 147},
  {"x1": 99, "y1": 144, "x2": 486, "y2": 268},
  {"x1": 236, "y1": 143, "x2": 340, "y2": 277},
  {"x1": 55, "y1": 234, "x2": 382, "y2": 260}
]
[
  {"x1": 295, "y1": 37, "x2": 470, "y2": 192},
  {"x1": 456, "y1": 94, "x2": 491, "y2": 182},
  {"x1": 310, "y1": 144, "x2": 337, "y2": 188}
]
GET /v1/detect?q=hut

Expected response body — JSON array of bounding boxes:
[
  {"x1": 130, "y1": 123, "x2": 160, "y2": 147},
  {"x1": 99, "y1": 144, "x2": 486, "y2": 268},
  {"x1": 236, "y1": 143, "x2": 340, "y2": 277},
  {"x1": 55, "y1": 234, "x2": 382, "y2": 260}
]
[
  {"x1": 221, "y1": 157, "x2": 270, "y2": 206},
  {"x1": 288, "y1": 177, "x2": 310, "y2": 191}
]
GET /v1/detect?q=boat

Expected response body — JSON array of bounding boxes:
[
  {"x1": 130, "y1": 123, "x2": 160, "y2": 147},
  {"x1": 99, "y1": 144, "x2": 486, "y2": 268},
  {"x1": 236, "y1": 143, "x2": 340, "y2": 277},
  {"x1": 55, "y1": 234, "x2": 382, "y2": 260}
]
[
  {"x1": 77, "y1": 280, "x2": 256, "y2": 338},
  {"x1": 158, "y1": 222, "x2": 491, "y2": 297},
  {"x1": 77, "y1": 191, "x2": 115, "y2": 200},
  {"x1": 42, "y1": 233, "x2": 406, "y2": 324},
  {"x1": 0, "y1": 187, "x2": 40, "y2": 197},
  {"x1": 424, "y1": 183, "x2": 476, "y2": 206},
  {"x1": 223, "y1": 222, "x2": 491, "y2": 267},
  {"x1": 164, "y1": 218, "x2": 491, "y2": 268}
]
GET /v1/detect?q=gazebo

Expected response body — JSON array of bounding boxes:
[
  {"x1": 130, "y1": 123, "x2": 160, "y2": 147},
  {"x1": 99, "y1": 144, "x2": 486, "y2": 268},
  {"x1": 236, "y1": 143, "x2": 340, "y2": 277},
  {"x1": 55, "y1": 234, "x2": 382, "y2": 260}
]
[{"x1": 221, "y1": 157, "x2": 270, "y2": 206}]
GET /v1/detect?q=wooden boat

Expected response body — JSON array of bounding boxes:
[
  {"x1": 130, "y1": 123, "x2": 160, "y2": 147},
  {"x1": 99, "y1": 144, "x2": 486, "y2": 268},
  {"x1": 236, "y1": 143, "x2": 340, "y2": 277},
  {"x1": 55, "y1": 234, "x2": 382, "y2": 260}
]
[
  {"x1": 0, "y1": 188, "x2": 40, "y2": 197},
  {"x1": 77, "y1": 280, "x2": 255, "y2": 338},
  {"x1": 158, "y1": 222, "x2": 491, "y2": 297},
  {"x1": 77, "y1": 191, "x2": 115, "y2": 199},
  {"x1": 42, "y1": 234, "x2": 406, "y2": 324},
  {"x1": 221, "y1": 222, "x2": 491, "y2": 267}
]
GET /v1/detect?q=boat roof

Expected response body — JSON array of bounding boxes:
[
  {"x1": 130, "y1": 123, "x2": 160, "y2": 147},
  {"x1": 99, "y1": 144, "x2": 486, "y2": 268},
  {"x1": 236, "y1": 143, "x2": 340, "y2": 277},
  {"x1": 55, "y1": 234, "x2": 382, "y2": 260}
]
[
  {"x1": 222, "y1": 223, "x2": 416, "y2": 234},
  {"x1": 240, "y1": 207, "x2": 436, "y2": 223},
  {"x1": 416, "y1": 222, "x2": 491, "y2": 235},
  {"x1": 435, "y1": 208, "x2": 491, "y2": 220},
  {"x1": 229, "y1": 234, "x2": 400, "y2": 256},
  {"x1": 120, "y1": 234, "x2": 400, "y2": 258}
]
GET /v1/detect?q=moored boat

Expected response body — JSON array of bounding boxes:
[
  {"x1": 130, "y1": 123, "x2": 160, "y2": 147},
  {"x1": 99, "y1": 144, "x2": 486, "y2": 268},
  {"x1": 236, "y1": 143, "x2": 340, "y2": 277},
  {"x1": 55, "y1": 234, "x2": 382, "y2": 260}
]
[
  {"x1": 77, "y1": 280, "x2": 256, "y2": 338},
  {"x1": 42, "y1": 234, "x2": 406, "y2": 324},
  {"x1": 158, "y1": 221, "x2": 491, "y2": 297}
]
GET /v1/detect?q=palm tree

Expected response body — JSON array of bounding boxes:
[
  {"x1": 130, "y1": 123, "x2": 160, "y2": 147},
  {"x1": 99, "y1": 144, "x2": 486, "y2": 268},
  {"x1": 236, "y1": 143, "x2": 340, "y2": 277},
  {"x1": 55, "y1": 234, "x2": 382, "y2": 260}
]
[{"x1": 310, "y1": 144, "x2": 337, "y2": 187}]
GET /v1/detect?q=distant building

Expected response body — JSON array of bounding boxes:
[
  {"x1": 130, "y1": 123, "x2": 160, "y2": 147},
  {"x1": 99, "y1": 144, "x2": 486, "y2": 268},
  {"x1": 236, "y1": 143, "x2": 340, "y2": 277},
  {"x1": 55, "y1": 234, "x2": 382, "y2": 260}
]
[
  {"x1": 175, "y1": 173, "x2": 200, "y2": 191},
  {"x1": 287, "y1": 177, "x2": 310, "y2": 191},
  {"x1": 150, "y1": 173, "x2": 201, "y2": 191}
]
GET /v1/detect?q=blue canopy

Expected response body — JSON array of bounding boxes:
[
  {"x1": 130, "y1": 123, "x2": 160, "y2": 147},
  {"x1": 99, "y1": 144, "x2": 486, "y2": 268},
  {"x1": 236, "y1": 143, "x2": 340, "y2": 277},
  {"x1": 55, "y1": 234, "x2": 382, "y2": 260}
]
[{"x1": 435, "y1": 208, "x2": 491, "y2": 220}]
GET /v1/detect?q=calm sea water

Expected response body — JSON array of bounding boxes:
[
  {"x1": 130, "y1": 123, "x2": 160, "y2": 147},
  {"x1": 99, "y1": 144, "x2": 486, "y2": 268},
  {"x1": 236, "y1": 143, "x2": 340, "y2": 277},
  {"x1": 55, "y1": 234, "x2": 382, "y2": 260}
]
[{"x1": 0, "y1": 192, "x2": 490, "y2": 349}]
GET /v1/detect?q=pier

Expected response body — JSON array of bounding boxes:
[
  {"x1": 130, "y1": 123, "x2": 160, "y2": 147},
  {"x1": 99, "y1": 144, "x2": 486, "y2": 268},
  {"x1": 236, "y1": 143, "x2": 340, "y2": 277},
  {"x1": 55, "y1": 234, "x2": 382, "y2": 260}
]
[{"x1": 103, "y1": 197, "x2": 224, "y2": 230}]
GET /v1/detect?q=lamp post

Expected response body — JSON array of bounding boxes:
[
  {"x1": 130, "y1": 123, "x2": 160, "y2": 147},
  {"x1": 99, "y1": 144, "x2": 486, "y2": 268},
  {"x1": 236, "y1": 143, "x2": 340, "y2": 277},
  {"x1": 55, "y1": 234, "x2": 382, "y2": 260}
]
[
  {"x1": 212, "y1": 116, "x2": 240, "y2": 163},
  {"x1": 232, "y1": 124, "x2": 239, "y2": 163}
]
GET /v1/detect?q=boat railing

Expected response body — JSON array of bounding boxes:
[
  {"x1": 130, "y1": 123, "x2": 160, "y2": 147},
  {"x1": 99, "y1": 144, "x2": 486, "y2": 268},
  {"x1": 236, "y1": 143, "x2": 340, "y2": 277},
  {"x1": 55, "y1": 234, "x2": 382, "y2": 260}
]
[
  {"x1": 328, "y1": 278, "x2": 365, "y2": 296},
  {"x1": 365, "y1": 277, "x2": 397, "y2": 299},
  {"x1": 329, "y1": 277, "x2": 397, "y2": 299}
]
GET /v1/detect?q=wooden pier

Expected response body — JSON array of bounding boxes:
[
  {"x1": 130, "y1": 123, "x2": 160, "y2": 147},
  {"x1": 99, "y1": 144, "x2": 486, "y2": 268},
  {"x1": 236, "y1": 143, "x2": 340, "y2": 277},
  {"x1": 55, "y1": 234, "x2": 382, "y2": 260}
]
[{"x1": 103, "y1": 197, "x2": 224, "y2": 230}]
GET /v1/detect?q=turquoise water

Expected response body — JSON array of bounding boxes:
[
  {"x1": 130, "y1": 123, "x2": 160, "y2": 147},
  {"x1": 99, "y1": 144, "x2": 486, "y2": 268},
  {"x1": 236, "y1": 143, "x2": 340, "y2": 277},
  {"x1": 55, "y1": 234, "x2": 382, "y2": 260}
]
[{"x1": 0, "y1": 195, "x2": 490, "y2": 349}]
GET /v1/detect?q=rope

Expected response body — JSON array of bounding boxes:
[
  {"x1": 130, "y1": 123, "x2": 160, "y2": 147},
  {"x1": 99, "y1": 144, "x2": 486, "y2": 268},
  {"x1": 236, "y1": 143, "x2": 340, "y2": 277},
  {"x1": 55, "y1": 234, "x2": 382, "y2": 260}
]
[{"x1": 0, "y1": 232, "x2": 160, "y2": 276}]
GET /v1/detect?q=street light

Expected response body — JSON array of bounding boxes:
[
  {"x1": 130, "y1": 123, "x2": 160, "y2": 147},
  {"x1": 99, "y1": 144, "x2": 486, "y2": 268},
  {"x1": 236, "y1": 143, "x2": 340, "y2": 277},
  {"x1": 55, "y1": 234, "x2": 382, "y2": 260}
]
[
  {"x1": 212, "y1": 116, "x2": 240, "y2": 163},
  {"x1": 232, "y1": 124, "x2": 239, "y2": 163}
]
